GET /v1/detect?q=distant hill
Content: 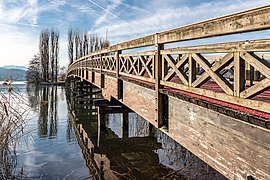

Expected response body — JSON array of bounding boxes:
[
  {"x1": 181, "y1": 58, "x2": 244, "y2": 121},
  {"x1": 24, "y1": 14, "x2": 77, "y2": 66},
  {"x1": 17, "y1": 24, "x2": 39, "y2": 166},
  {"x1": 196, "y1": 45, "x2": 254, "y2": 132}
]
[
  {"x1": 0, "y1": 66, "x2": 26, "y2": 81},
  {"x1": 2, "y1": 65, "x2": 27, "y2": 71}
]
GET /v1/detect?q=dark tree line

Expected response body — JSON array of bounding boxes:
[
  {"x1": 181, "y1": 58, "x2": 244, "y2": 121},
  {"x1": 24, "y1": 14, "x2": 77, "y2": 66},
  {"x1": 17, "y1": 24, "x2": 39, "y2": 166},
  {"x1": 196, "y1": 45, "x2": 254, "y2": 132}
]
[
  {"x1": 26, "y1": 29, "x2": 59, "y2": 83},
  {"x1": 68, "y1": 29, "x2": 110, "y2": 65}
]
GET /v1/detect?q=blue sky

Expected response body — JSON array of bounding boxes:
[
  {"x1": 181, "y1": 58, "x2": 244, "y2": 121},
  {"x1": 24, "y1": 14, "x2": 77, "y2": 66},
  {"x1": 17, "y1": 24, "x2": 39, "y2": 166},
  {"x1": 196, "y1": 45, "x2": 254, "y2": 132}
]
[{"x1": 0, "y1": 0, "x2": 269, "y2": 67}]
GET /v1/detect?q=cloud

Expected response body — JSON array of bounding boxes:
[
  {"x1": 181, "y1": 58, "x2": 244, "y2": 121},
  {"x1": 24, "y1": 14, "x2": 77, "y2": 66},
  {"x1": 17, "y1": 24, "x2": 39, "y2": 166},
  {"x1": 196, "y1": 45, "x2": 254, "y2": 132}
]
[
  {"x1": 0, "y1": 0, "x2": 269, "y2": 68},
  {"x1": 0, "y1": 0, "x2": 39, "y2": 26},
  {"x1": 87, "y1": 0, "x2": 128, "y2": 27},
  {"x1": 92, "y1": 0, "x2": 270, "y2": 44}
]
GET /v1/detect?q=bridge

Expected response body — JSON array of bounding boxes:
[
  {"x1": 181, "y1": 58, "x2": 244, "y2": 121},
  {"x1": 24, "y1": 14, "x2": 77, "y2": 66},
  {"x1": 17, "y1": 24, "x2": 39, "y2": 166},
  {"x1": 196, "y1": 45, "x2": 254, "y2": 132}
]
[{"x1": 66, "y1": 5, "x2": 270, "y2": 180}]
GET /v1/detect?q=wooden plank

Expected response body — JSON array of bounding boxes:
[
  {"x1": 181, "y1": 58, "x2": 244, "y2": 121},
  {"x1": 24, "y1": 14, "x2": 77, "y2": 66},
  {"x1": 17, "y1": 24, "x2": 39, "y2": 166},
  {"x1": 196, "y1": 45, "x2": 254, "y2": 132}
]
[
  {"x1": 158, "y1": 5, "x2": 270, "y2": 44},
  {"x1": 139, "y1": 56, "x2": 153, "y2": 78},
  {"x1": 120, "y1": 51, "x2": 155, "y2": 57},
  {"x1": 129, "y1": 56, "x2": 139, "y2": 75},
  {"x1": 192, "y1": 53, "x2": 233, "y2": 87},
  {"x1": 161, "y1": 39, "x2": 270, "y2": 54},
  {"x1": 240, "y1": 78, "x2": 270, "y2": 98},
  {"x1": 164, "y1": 54, "x2": 188, "y2": 81},
  {"x1": 246, "y1": 63, "x2": 254, "y2": 86},
  {"x1": 119, "y1": 72, "x2": 155, "y2": 83},
  {"x1": 188, "y1": 54, "x2": 196, "y2": 86},
  {"x1": 192, "y1": 53, "x2": 233, "y2": 95},
  {"x1": 168, "y1": 97, "x2": 270, "y2": 179},
  {"x1": 164, "y1": 54, "x2": 188, "y2": 85},
  {"x1": 160, "y1": 80, "x2": 270, "y2": 114},
  {"x1": 116, "y1": 50, "x2": 121, "y2": 78},
  {"x1": 240, "y1": 52, "x2": 270, "y2": 80},
  {"x1": 234, "y1": 52, "x2": 246, "y2": 97}
]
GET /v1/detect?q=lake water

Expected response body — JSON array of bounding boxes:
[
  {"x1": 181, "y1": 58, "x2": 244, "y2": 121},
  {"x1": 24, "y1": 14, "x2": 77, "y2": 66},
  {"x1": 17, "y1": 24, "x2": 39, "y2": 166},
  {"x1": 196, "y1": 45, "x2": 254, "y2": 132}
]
[{"x1": 4, "y1": 83, "x2": 226, "y2": 179}]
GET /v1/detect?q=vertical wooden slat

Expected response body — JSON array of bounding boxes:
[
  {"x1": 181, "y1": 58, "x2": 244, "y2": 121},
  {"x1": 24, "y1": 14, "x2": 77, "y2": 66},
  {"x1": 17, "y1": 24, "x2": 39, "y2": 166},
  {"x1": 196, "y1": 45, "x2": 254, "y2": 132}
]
[
  {"x1": 188, "y1": 53, "x2": 196, "y2": 86},
  {"x1": 116, "y1": 50, "x2": 121, "y2": 78},
  {"x1": 246, "y1": 63, "x2": 254, "y2": 86},
  {"x1": 234, "y1": 52, "x2": 245, "y2": 96},
  {"x1": 116, "y1": 50, "x2": 123, "y2": 100}
]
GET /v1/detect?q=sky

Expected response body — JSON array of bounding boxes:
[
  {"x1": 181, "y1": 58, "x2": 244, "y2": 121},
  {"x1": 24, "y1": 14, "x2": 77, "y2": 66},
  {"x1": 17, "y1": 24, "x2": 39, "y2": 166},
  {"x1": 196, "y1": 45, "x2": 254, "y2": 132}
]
[{"x1": 0, "y1": 0, "x2": 269, "y2": 67}]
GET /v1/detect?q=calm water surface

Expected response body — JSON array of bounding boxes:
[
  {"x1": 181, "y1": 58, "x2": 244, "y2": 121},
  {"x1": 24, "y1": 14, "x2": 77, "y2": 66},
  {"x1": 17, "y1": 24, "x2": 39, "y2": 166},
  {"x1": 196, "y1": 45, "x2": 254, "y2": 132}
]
[{"x1": 8, "y1": 83, "x2": 225, "y2": 180}]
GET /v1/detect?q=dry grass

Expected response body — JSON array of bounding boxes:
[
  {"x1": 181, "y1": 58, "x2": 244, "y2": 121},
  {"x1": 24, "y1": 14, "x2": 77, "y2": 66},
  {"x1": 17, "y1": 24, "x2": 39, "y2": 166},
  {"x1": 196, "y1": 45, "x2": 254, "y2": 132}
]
[{"x1": 0, "y1": 79, "x2": 29, "y2": 179}]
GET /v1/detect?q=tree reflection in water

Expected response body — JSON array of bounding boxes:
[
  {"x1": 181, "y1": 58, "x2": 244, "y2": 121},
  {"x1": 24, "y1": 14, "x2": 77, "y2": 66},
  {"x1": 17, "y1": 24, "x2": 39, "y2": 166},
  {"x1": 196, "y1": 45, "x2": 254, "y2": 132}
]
[{"x1": 26, "y1": 85, "x2": 58, "y2": 139}]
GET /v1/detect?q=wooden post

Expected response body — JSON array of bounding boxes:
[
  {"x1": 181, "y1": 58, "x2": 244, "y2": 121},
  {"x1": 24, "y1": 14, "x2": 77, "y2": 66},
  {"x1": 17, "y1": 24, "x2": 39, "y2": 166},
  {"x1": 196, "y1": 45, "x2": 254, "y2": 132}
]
[
  {"x1": 155, "y1": 34, "x2": 165, "y2": 128},
  {"x1": 234, "y1": 52, "x2": 245, "y2": 97},
  {"x1": 100, "y1": 54, "x2": 105, "y2": 88},
  {"x1": 116, "y1": 50, "x2": 123, "y2": 100},
  {"x1": 97, "y1": 107, "x2": 105, "y2": 129},
  {"x1": 116, "y1": 50, "x2": 121, "y2": 78}
]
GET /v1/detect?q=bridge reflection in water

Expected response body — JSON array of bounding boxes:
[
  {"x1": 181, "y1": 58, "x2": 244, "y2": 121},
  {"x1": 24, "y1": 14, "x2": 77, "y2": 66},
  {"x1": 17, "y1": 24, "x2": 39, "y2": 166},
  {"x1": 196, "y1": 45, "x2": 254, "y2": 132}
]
[{"x1": 66, "y1": 82, "x2": 226, "y2": 179}]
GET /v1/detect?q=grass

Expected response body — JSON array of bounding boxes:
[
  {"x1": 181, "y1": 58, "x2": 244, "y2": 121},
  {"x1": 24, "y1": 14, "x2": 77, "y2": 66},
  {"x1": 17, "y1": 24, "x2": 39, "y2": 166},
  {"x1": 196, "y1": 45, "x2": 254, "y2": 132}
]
[{"x1": 0, "y1": 79, "x2": 29, "y2": 179}]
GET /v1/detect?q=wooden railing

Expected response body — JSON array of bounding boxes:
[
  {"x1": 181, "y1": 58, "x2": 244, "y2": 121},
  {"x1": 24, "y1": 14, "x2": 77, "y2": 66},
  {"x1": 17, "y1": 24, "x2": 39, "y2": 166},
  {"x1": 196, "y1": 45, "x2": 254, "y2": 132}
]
[{"x1": 67, "y1": 5, "x2": 270, "y2": 118}]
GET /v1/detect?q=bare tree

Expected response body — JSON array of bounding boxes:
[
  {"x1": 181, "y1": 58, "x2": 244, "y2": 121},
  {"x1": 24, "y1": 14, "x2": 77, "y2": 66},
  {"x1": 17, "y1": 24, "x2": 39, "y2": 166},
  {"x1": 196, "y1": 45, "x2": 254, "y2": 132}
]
[
  {"x1": 25, "y1": 54, "x2": 41, "y2": 83},
  {"x1": 54, "y1": 31, "x2": 59, "y2": 82},
  {"x1": 83, "y1": 32, "x2": 89, "y2": 56},
  {"x1": 68, "y1": 29, "x2": 110, "y2": 61},
  {"x1": 74, "y1": 30, "x2": 80, "y2": 60},
  {"x1": 50, "y1": 30, "x2": 55, "y2": 81},
  {"x1": 50, "y1": 29, "x2": 59, "y2": 82},
  {"x1": 89, "y1": 34, "x2": 95, "y2": 53},
  {"x1": 39, "y1": 29, "x2": 50, "y2": 82},
  {"x1": 79, "y1": 33, "x2": 83, "y2": 58},
  {"x1": 68, "y1": 29, "x2": 74, "y2": 65}
]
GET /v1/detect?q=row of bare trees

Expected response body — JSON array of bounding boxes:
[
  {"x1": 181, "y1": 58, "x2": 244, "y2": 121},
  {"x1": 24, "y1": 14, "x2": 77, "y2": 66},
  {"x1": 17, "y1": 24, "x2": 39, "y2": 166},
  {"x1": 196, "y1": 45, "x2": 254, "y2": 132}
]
[
  {"x1": 26, "y1": 29, "x2": 60, "y2": 83},
  {"x1": 40, "y1": 29, "x2": 59, "y2": 82},
  {"x1": 27, "y1": 28, "x2": 109, "y2": 83},
  {"x1": 68, "y1": 29, "x2": 110, "y2": 65}
]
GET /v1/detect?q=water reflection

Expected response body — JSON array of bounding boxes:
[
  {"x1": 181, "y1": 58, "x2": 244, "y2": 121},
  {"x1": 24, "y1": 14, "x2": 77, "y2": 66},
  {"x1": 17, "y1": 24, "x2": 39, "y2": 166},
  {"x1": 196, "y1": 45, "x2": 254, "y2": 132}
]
[
  {"x1": 66, "y1": 81, "x2": 226, "y2": 180},
  {"x1": 27, "y1": 85, "x2": 59, "y2": 138},
  {"x1": 19, "y1": 85, "x2": 90, "y2": 179}
]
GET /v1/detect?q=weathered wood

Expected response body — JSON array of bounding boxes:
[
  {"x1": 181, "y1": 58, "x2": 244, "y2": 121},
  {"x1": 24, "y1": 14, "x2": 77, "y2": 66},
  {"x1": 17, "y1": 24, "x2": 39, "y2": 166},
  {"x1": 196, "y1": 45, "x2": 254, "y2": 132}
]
[
  {"x1": 188, "y1": 54, "x2": 196, "y2": 86},
  {"x1": 240, "y1": 52, "x2": 270, "y2": 80},
  {"x1": 158, "y1": 5, "x2": 270, "y2": 44},
  {"x1": 119, "y1": 72, "x2": 155, "y2": 83},
  {"x1": 240, "y1": 78, "x2": 270, "y2": 98},
  {"x1": 192, "y1": 53, "x2": 233, "y2": 87},
  {"x1": 234, "y1": 52, "x2": 245, "y2": 97},
  {"x1": 155, "y1": 33, "x2": 164, "y2": 128},
  {"x1": 192, "y1": 53, "x2": 233, "y2": 95},
  {"x1": 138, "y1": 55, "x2": 154, "y2": 78},
  {"x1": 163, "y1": 54, "x2": 188, "y2": 82},
  {"x1": 168, "y1": 96, "x2": 270, "y2": 179},
  {"x1": 246, "y1": 63, "x2": 254, "y2": 86},
  {"x1": 116, "y1": 50, "x2": 121, "y2": 78},
  {"x1": 161, "y1": 39, "x2": 270, "y2": 54},
  {"x1": 160, "y1": 80, "x2": 270, "y2": 114},
  {"x1": 163, "y1": 54, "x2": 188, "y2": 85}
]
